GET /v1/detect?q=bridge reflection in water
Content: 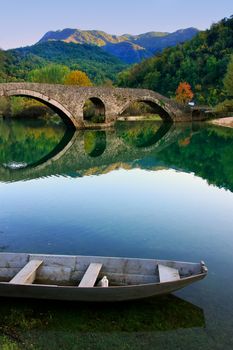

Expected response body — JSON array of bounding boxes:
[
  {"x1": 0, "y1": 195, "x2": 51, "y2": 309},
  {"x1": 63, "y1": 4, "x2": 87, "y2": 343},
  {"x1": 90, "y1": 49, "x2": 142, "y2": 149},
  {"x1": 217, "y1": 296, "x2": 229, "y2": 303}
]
[
  {"x1": 1, "y1": 119, "x2": 233, "y2": 193},
  {"x1": 0, "y1": 121, "x2": 178, "y2": 183}
]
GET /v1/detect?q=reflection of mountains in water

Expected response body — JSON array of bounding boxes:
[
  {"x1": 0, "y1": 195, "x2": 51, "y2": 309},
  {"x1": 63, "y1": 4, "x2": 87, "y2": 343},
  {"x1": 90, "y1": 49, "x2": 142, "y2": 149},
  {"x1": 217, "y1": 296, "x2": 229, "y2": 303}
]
[
  {"x1": 2, "y1": 294, "x2": 205, "y2": 333},
  {"x1": 0, "y1": 121, "x2": 233, "y2": 192}
]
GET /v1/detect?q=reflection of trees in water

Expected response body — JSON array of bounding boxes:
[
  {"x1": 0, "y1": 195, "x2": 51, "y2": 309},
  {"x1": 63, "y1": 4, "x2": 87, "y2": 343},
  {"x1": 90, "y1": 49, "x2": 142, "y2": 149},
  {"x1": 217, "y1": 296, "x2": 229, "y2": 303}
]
[
  {"x1": 0, "y1": 118, "x2": 66, "y2": 167},
  {"x1": 117, "y1": 121, "x2": 172, "y2": 148},
  {"x1": 28, "y1": 128, "x2": 75, "y2": 169},
  {"x1": 84, "y1": 131, "x2": 107, "y2": 157},
  {"x1": 158, "y1": 124, "x2": 233, "y2": 192}
]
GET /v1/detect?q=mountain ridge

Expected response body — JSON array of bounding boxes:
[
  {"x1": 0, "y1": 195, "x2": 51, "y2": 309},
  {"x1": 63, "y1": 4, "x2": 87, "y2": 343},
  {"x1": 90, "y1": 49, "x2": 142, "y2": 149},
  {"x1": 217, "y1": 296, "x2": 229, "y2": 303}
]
[{"x1": 38, "y1": 27, "x2": 199, "y2": 63}]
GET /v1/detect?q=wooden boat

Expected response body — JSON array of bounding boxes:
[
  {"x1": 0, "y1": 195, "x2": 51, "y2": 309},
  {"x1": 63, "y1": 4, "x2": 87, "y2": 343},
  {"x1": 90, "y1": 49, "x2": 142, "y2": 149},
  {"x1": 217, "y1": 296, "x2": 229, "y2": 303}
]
[{"x1": 0, "y1": 253, "x2": 208, "y2": 302}]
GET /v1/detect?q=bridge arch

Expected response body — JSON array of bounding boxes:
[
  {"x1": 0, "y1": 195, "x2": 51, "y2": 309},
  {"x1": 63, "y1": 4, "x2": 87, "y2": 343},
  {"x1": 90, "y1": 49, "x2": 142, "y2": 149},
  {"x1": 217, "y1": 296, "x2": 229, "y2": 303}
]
[
  {"x1": 4, "y1": 89, "x2": 76, "y2": 128},
  {"x1": 119, "y1": 98, "x2": 173, "y2": 122},
  {"x1": 83, "y1": 97, "x2": 106, "y2": 123}
]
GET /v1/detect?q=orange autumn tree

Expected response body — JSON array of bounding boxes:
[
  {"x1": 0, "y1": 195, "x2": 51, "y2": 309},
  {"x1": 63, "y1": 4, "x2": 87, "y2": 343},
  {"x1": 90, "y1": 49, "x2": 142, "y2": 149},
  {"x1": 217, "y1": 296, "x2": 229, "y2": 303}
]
[
  {"x1": 64, "y1": 70, "x2": 92, "y2": 86},
  {"x1": 175, "y1": 82, "x2": 194, "y2": 104}
]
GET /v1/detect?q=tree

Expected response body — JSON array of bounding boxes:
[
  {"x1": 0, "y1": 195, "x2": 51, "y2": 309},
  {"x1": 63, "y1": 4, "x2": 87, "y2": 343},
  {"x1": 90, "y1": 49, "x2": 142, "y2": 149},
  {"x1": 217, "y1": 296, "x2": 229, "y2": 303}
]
[
  {"x1": 64, "y1": 70, "x2": 92, "y2": 86},
  {"x1": 215, "y1": 54, "x2": 233, "y2": 112},
  {"x1": 28, "y1": 64, "x2": 70, "y2": 84},
  {"x1": 102, "y1": 79, "x2": 114, "y2": 88},
  {"x1": 175, "y1": 82, "x2": 194, "y2": 104},
  {"x1": 0, "y1": 49, "x2": 8, "y2": 82},
  {"x1": 143, "y1": 70, "x2": 160, "y2": 91},
  {"x1": 223, "y1": 54, "x2": 233, "y2": 97}
]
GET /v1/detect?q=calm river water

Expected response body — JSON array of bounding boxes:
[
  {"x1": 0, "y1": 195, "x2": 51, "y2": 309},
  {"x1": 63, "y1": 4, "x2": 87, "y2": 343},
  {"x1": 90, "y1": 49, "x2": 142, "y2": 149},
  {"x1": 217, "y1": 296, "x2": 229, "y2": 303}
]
[{"x1": 0, "y1": 117, "x2": 233, "y2": 349}]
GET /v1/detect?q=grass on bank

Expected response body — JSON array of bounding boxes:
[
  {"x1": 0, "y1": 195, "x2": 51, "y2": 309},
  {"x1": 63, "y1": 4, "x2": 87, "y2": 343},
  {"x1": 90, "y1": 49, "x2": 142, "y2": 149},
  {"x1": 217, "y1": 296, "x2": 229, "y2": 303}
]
[{"x1": 0, "y1": 295, "x2": 205, "y2": 350}]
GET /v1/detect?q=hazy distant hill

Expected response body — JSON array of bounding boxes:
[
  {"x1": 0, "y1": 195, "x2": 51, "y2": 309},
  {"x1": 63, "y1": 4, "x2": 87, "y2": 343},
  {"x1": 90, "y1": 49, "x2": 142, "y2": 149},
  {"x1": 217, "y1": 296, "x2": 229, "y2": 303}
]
[
  {"x1": 126, "y1": 28, "x2": 199, "y2": 53},
  {"x1": 102, "y1": 42, "x2": 151, "y2": 63},
  {"x1": 38, "y1": 28, "x2": 199, "y2": 63}
]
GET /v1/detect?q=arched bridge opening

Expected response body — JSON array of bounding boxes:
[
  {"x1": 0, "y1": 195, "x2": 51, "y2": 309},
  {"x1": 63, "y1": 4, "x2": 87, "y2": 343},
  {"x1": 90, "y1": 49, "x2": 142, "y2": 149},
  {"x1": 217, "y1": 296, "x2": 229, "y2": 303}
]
[
  {"x1": 3, "y1": 90, "x2": 76, "y2": 129},
  {"x1": 120, "y1": 99, "x2": 173, "y2": 122},
  {"x1": 83, "y1": 97, "x2": 106, "y2": 124}
]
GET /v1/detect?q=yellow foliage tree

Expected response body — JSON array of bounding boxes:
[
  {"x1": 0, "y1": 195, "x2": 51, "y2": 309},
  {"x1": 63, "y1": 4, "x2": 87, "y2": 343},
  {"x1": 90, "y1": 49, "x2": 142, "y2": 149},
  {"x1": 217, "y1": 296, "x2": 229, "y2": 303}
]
[{"x1": 64, "y1": 70, "x2": 92, "y2": 86}]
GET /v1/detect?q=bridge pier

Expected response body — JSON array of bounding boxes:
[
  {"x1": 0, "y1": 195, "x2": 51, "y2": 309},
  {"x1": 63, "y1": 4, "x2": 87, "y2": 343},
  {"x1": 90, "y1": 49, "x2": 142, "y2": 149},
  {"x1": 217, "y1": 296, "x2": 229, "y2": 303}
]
[{"x1": 70, "y1": 113, "x2": 117, "y2": 129}]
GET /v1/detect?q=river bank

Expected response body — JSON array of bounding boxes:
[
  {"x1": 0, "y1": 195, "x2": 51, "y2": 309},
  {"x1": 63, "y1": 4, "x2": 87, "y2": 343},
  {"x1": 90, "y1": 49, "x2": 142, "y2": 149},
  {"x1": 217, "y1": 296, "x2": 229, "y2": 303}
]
[{"x1": 210, "y1": 117, "x2": 233, "y2": 128}]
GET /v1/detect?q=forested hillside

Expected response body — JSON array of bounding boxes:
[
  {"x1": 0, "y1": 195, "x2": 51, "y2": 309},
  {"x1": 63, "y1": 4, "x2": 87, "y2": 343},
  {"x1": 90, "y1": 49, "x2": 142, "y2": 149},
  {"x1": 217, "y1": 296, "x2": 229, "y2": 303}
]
[
  {"x1": 117, "y1": 16, "x2": 233, "y2": 105},
  {"x1": 2, "y1": 42, "x2": 127, "y2": 85}
]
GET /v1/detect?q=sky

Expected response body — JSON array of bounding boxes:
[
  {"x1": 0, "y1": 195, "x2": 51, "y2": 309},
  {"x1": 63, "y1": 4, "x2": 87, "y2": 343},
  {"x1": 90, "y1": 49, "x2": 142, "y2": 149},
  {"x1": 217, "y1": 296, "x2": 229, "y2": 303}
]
[{"x1": 0, "y1": 0, "x2": 232, "y2": 49}]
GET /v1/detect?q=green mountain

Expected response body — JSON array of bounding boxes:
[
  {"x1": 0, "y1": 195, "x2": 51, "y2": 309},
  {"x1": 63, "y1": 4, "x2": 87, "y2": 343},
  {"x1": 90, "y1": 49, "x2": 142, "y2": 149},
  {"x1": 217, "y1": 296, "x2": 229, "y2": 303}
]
[
  {"x1": 6, "y1": 41, "x2": 127, "y2": 84},
  {"x1": 38, "y1": 28, "x2": 199, "y2": 64},
  {"x1": 117, "y1": 16, "x2": 233, "y2": 105}
]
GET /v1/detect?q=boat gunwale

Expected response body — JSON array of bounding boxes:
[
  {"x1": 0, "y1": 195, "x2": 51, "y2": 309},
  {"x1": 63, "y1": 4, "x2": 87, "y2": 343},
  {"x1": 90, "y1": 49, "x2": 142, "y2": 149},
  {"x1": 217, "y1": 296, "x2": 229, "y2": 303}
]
[
  {"x1": 0, "y1": 271, "x2": 207, "y2": 289},
  {"x1": 0, "y1": 252, "x2": 204, "y2": 267}
]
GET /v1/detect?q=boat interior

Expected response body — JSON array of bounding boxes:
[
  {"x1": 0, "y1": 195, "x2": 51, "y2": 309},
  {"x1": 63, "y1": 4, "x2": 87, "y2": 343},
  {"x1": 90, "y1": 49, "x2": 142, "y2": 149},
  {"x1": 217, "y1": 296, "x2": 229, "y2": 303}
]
[{"x1": 0, "y1": 253, "x2": 204, "y2": 287}]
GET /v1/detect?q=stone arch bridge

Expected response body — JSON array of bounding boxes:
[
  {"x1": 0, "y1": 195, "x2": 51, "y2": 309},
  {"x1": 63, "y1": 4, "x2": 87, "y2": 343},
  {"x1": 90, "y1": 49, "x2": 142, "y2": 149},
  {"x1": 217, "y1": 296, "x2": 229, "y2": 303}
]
[{"x1": 0, "y1": 83, "x2": 192, "y2": 128}]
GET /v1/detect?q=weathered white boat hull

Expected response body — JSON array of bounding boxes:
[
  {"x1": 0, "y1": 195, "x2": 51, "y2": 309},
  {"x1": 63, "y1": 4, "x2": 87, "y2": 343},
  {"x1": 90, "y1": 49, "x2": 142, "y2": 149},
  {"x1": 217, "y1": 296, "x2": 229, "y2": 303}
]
[
  {"x1": 0, "y1": 253, "x2": 207, "y2": 302},
  {"x1": 0, "y1": 274, "x2": 206, "y2": 302}
]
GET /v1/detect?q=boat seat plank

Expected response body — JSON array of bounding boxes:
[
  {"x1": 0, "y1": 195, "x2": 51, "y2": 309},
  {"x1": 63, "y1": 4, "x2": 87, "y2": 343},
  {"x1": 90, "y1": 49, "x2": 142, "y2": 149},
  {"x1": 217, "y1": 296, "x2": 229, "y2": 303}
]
[
  {"x1": 9, "y1": 260, "x2": 43, "y2": 285},
  {"x1": 158, "y1": 264, "x2": 180, "y2": 283},
  {"x1": 78, "y1": 263, "x2": 102, "y2": 288}
]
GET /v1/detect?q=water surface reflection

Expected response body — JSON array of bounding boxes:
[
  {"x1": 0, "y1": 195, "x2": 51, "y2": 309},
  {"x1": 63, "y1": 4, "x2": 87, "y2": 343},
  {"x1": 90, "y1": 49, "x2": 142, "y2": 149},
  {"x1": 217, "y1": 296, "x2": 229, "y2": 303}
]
[
  {"x1": 1, "y1": 120, "x2": 233, "y2": 192},
  {"x1": 0, "y1": 118, "x2": 233, "y2": 349}
]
